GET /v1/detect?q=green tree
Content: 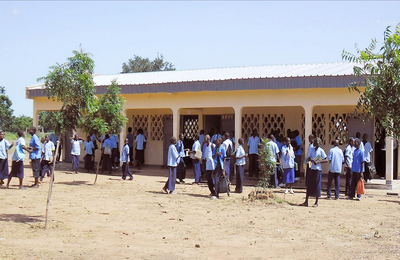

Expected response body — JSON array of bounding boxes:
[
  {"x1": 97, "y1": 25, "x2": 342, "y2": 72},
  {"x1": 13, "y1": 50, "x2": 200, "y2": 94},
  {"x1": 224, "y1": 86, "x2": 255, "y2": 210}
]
[
  {"x1": 8, "y1": 115, "x2": 33, "y2": 133},
  {"x1": 0, "y1": 86, "x2": 14, "y2": 130},
  {"x1": 81, "y1": 80, "x2": 128, "y2": 135},
  {"x1": 38, "y1": 111, "x2": 60, "y2": 133},
  {"x1": 40, "y1": 48, "x2": 96, "y2": 134},
  {"x1": 121, "y1": 53, "x2": 175, "y2": 73},
  {"x1": 342, "y1": 24, "x2": 400, "y2": 139}
]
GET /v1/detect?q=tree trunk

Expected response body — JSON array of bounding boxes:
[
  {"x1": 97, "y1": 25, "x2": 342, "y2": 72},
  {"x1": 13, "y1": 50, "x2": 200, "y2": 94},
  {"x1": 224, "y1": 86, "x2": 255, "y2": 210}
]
[{"x1": 45, "y1": 139, "x2": 60, "y2": 230}]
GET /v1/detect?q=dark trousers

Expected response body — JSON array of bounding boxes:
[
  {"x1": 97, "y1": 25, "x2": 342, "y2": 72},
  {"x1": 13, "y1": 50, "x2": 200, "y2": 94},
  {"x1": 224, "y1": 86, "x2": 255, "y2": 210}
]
[
  {"x1": 31, "y1": 159, "x2": 41, "y2": 178},
  {"x1": 135, "y1": 149, "x2": 144, "y2": 169},
  {"x1": 248, "y1": 154, "x2": 259, "y2": 177},
  {"x1": 40, "y1": 160, "x2": 53, "y2": 181},
  {"x1": 349, "y1": 171, "x2": 362, "y2": 199},
  {"x1": 213, "y1": 167, "x2": 223, "y2": 198},
  {"x1": 327, "y1": 172, "x2": 340, "y2": 199},
  {"x1": 102, "y1": 154, "x2": 112, "y2": 173},
  {"x1": 235, "y1": 165, "x2": 244, "y2": 193},
  {"x1": 177, "y1": 158, "x2": 186, "y2": 181},
  {"x1": 364, "y1": 162, "x2": 372, "y2": 181},
  {"x1": 122, "y1": 162, "x2": 133, "y2": 179},
  {"x1": 224, "y1": 159, "x2": 231, "y2": 180},
  {"x1": 164, "y1": 166, "x2": 176, "y2": 191},
  {"x1": 206, "y1": 170, "x2": 215, "y2": 196},
  {"x1": 345, "y1": 167, "x2": 353, "y2": 196},
  {"x1": 129, "y1": 147, "x2": 134, "y2": 166},
  {"x1": 200, "y1": 159, "x2": 206, "y2": 181},
  {"x1": 294, "y1": 155, "x2": 302, "y2": 178},
  {"x1": 229, "y1": 158, "x2": 235, "y2": 181},
  {"x1": 111, "y1": 148, "x2": 119, "y2": 167}
]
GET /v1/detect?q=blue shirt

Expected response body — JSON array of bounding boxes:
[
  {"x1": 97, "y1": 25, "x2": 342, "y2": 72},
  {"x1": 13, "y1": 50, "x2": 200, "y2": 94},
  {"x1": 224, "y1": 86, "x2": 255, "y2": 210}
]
[
  {"x1": 275, "y1": 141, "x2": 283, "y2": 151},
  {"x1": 29, "y1": 134, "x2": 41, "y2": 160},
  {"x1": 12, "y1": 137, "x2": 26, "y2": 161},
  {"x1": 135, "y1": 134, "x2": 146, "y2": 150},
  {"x1": 344, "y1": 144, "x2": 354, "y2": 169},
  {"x1": 235, "y1": 145, "x2": 246, "y2": 166},
  {"x1": 352, "y1": 148, "x2": 365, "y2": 173},
  {"x1": 167, "y1": 143, "x2": 179, "y2": 167},
  {"x1": 247, "y1": 136, "x2": 260, "y2": 155},
  {"x1": 126, "y1": 132, "x2": 134, "y2": 148},
  {"x1": 294, "y1": 135, "x2": 303, "y2": 156},
  {"x1": 110, "y1": 134, "x2": 118, "y2": 149},
  {"x1": 43, "y1": 141, "x2": 55, "y2": 161},
  {"x1": 281, "y1": 145, "x2": 295, "y2": 169},
  {"x1": 0, "y1": 138, "x2": 11, "y2": 159},
  {"x1": 213, "y1": 145, "x2": 226, "y2": 170},
  {"x1": 102, "y1": 138, "x2": 112, "y2": 150},
  {"x1": 204, "y1": 143, "x2": 216, "y2": 170},
  {"x1": 84, "y1": 141, "x2": 94, "y2": 155},
  {"x1": 309, "y1": 146, "x2": 327, "y2": 171},
  {"x1": 199, "y1": 134, "x2": 204, "y2": 146},
  {"x1": 49, "y1": 133, "x2": 58, "y2": 145},
  {"x1": 176, "y1": 139, "x2": 185, "y2": 157},
  {"x1": 71, "y1": 140, "x2": 83, "y2": 156},
  {"x1": 211, "y1": 133, "x2": 221, "y2": 143},
  {"x1": 328, "y1": 146, "x2": 344, "y2": 173},
  {"x1": 120, "y1": 144, "x2": 130, "y2": 163}
]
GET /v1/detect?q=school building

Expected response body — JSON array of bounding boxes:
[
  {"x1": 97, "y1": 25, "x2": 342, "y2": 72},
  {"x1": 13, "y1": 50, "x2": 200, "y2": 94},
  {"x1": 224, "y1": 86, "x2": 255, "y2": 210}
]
[{"x1": 26, "y1": 62, "x2": 399, "y2": 188}]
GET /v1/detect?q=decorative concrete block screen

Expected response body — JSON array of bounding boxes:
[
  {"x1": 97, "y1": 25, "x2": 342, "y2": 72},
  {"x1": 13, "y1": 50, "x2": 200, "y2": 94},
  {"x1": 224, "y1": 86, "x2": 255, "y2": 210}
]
[
  {"x1": 312, "y1": 114, "x2": 327, "y2": 145},
  {"x1": 183, "y1": 118, "x2": 199, "y2": 139},
  {"x1": 132, "y1": 114, "x2": 168, "y2": 141},
  {"x1": 242, "y1": 114, "x2": 285, "y2": 140},
  {"x1": 329, "y1": 113, "x2": 348, "y2": 145}
]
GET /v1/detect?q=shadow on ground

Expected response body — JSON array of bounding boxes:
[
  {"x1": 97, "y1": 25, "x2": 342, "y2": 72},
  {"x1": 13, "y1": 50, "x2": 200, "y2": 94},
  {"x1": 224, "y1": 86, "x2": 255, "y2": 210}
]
[{"x1": 0, "y1": 213, "x2": 42, "y2": 223}]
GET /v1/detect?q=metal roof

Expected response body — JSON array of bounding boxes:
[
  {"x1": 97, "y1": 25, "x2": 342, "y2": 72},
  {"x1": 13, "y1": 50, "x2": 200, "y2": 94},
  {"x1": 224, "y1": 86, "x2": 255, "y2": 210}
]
[{"x1": 26, "y1": 62, "x2": 360, "y2": 98}]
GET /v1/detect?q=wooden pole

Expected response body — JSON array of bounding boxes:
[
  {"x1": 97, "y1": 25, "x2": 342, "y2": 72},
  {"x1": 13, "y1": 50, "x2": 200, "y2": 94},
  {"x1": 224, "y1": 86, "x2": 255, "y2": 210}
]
[
  {"x1": 94, "y1": 151, "x2": 102, "y2": 185},
  {"x1": 45, "y1": 140, "x2": 60, "y2": 230}
]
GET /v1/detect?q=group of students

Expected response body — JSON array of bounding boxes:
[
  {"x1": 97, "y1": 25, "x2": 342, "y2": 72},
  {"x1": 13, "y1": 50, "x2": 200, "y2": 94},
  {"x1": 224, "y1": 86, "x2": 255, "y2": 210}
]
[
  {"x1": 299, "y1": 132, "x2": 373, "y2": 207},
  {"x1": 162, "y1": 129, "x2": 247, "y2": 199},
  {"x1": 0, "y1": 127, "x2": 56, "y2": 189}
]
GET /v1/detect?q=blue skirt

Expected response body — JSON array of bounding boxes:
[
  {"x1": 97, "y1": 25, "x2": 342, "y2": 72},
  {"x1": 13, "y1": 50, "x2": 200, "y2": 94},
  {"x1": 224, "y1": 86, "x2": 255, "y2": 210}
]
[
  {"x1": 10, "y1": 160, "x2": 24, "y2": 179},
  {"x1": 283, "y1": 168, "x2": 295, "y2": 184},
  {"x1": 306, "y1": 169, "x2": 322, "y2": 197},
  {"x1": 0, "y1": 158, "x2": 9, "y2": 179}
]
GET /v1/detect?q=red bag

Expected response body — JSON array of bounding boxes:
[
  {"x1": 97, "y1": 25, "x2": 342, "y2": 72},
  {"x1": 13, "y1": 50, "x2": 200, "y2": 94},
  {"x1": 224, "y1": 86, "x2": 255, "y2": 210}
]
[{"x1": 357, "y1": 178, "x2": 365, "y2": 195}]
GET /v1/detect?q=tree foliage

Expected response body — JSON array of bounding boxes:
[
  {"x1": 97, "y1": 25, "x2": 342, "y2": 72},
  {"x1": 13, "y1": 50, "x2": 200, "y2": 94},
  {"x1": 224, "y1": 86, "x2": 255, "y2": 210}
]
[
  {"x1": 8, "y1": 115, "x2": 33, "y2": 133},
  {"x1": 38, "y1": 111, "x2": 60, "y2": 133},
  {"x1": 121, "y1": 54, "x2": 175, "y2": 73},
  {"x1": 0, "y1": 86, "x2": 14, "y2": 130},
  {"x1": 81, "y1": 80, "x2": 128, "y2": 135},
  {"x1": 342, "y1": 24, "x2": 400, "y2": 139},
  {"x1": 39, "y1": 48, "x2": 96, "y2": 133}
]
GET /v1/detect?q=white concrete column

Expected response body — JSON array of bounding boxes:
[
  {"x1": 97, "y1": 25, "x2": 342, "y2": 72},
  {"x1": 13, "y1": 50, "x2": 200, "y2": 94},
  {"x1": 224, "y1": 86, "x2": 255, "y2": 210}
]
[
  {"x1": 172, "y1": 108, "x2": 180, "y2": 137},
  {"x1": 385, "y1": 136, "x2": 394, "y2": 184},
  {"x1": 304, "y1": 105, "x2": 313, "y2": 150},
  {"x1": 119, "y1": 110, "x2": 128, "y2": 155},
  {"x1": 198, "y1": 110, "x2": 204, "y2": 131},
  {"x1": 33, "y1": 109, "x2": 39, "y2": 129},
  {"x1": 234, "y1": 106, "x2": 242, "y2": 140}
]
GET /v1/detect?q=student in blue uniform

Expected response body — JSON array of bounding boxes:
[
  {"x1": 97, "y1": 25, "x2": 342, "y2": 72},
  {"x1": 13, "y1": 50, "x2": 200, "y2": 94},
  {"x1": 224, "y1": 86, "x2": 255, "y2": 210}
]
[
  {"x1": 327, "y1": 140, "x2": 344, "y2": 200},
  {"x1": 281, "y1": 137, "x2": 295, "y2": 194},
  {"x1": 40, "y1": 134, "x2": 55, "y2": 181},
  {"x1": 135, "y1": 129, "x2": 146, "y2": 170},
  {"x1": 0, "y1": 131, "x2": 14, "y2": 186},
  {"x1": 28, "y1": 127, "x2": 41, "y2": 188},
  {"x1": 7, "y1": 130, "x2": 29, "y2": 189},
  {"x1": 235, "y1": 138, "x2": 247, "y2": 193},
  {"x1": 120, "y1": 138, "x2": 133, "y2": 180},
  {"x1": 189, "y1": 134, "x2": 201, "y2": 184},
  {"x1": 176, "y1": 133, "x2": 187, "y2": 183},
  {"x1": 301, "y1": 137, "x2": 328, "y2": 207},
  {"x1": 247, "y1": 129, "x2": 260, "y2": 178},
  {"x1": 212, "y1": 138, "x2": 226, "y2": 199},
  {"x1": 349, "y1": 139, "x2": 365, "y2": 201},
  {"x1": 102, "y1": 134, "x2": 113, "y2": 174},
  {"x1": 71, "y1": 134, "x2": 84, "y2": 174},
  {"x1": 163, "y1": 137, "x2": 180, "y2": 194},
  {"x1": 84, "y1": 135, "x2": 95, "y2": 173}
]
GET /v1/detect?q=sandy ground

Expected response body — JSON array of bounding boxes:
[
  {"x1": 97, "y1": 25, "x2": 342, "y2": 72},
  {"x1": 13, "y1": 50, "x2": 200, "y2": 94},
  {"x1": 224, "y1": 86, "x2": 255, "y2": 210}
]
[{"x1": 1, "y1": 161, "x2": 400, "y2": 260}]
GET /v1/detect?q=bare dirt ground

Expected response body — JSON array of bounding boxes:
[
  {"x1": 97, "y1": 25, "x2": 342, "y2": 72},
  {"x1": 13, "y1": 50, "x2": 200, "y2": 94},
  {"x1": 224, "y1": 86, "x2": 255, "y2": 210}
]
[{"x1": 1, "y1": 162, "x2": 400, "y2": 260}]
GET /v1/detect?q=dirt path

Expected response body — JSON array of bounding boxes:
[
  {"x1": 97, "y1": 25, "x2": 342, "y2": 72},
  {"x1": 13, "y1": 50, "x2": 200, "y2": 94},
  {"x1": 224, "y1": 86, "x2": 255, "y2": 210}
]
[{"x1": 1, "y1": 164, "x2": 400, "y2": 260}]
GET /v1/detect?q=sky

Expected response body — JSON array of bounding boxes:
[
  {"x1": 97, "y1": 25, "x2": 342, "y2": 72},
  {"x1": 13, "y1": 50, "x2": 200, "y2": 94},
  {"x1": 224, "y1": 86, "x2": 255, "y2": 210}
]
[{"x1": 0, "y1": 1, "x2": 399, "y2": 117}]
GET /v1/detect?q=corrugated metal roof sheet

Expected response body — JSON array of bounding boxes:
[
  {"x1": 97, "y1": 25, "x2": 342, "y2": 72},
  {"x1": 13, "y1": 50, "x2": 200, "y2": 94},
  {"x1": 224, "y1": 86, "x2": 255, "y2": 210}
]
[
  {"x1": 93, "y1": 62, "x2": 355, "y2": 87},
  {"x1": 26, "y1": 62, "x2": 356, "y2": 90}
]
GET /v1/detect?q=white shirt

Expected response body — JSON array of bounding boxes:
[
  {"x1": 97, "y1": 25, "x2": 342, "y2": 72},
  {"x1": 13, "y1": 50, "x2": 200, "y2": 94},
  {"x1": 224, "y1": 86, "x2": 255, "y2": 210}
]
[
  {"x1": 71, "y1": 140, "x2": 83, "y2": 156},
  {"x1": 222, "y1": 139, "x2": 233, "y2": 153},
  {"x1": 204, "y1": 143, "x2": 215, "y2": 170},
  {"x1": 43, "y1": 141, "x2": 55, "y2": 161},
  {"x1": 191, "y1": 140, "x2": 201, "y2": 159},
  {"x1": 0, "y1": 138, "x2": 11, "y2": 159},
  {"x1": 266, "y1": 140, "x2": 279, "y2": 163},
  {"x1": 167, "y1": 144, "x2": 179, "y2": 167},
  {"x1": 344, "y1": 144, "x2": 355, "y2": 169},
  {"x1": 12, "y1": 137, "x2": 26, "y2": 161},
  {"x1": 309, "y1": 147, "x2": 327, "y2": 171},
  {"x1": 235, "y1": 145, "x2": 246, "y2": 166},
  {"x1": 363, "y1": 141, "x2": 373, "y2": 163}
]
